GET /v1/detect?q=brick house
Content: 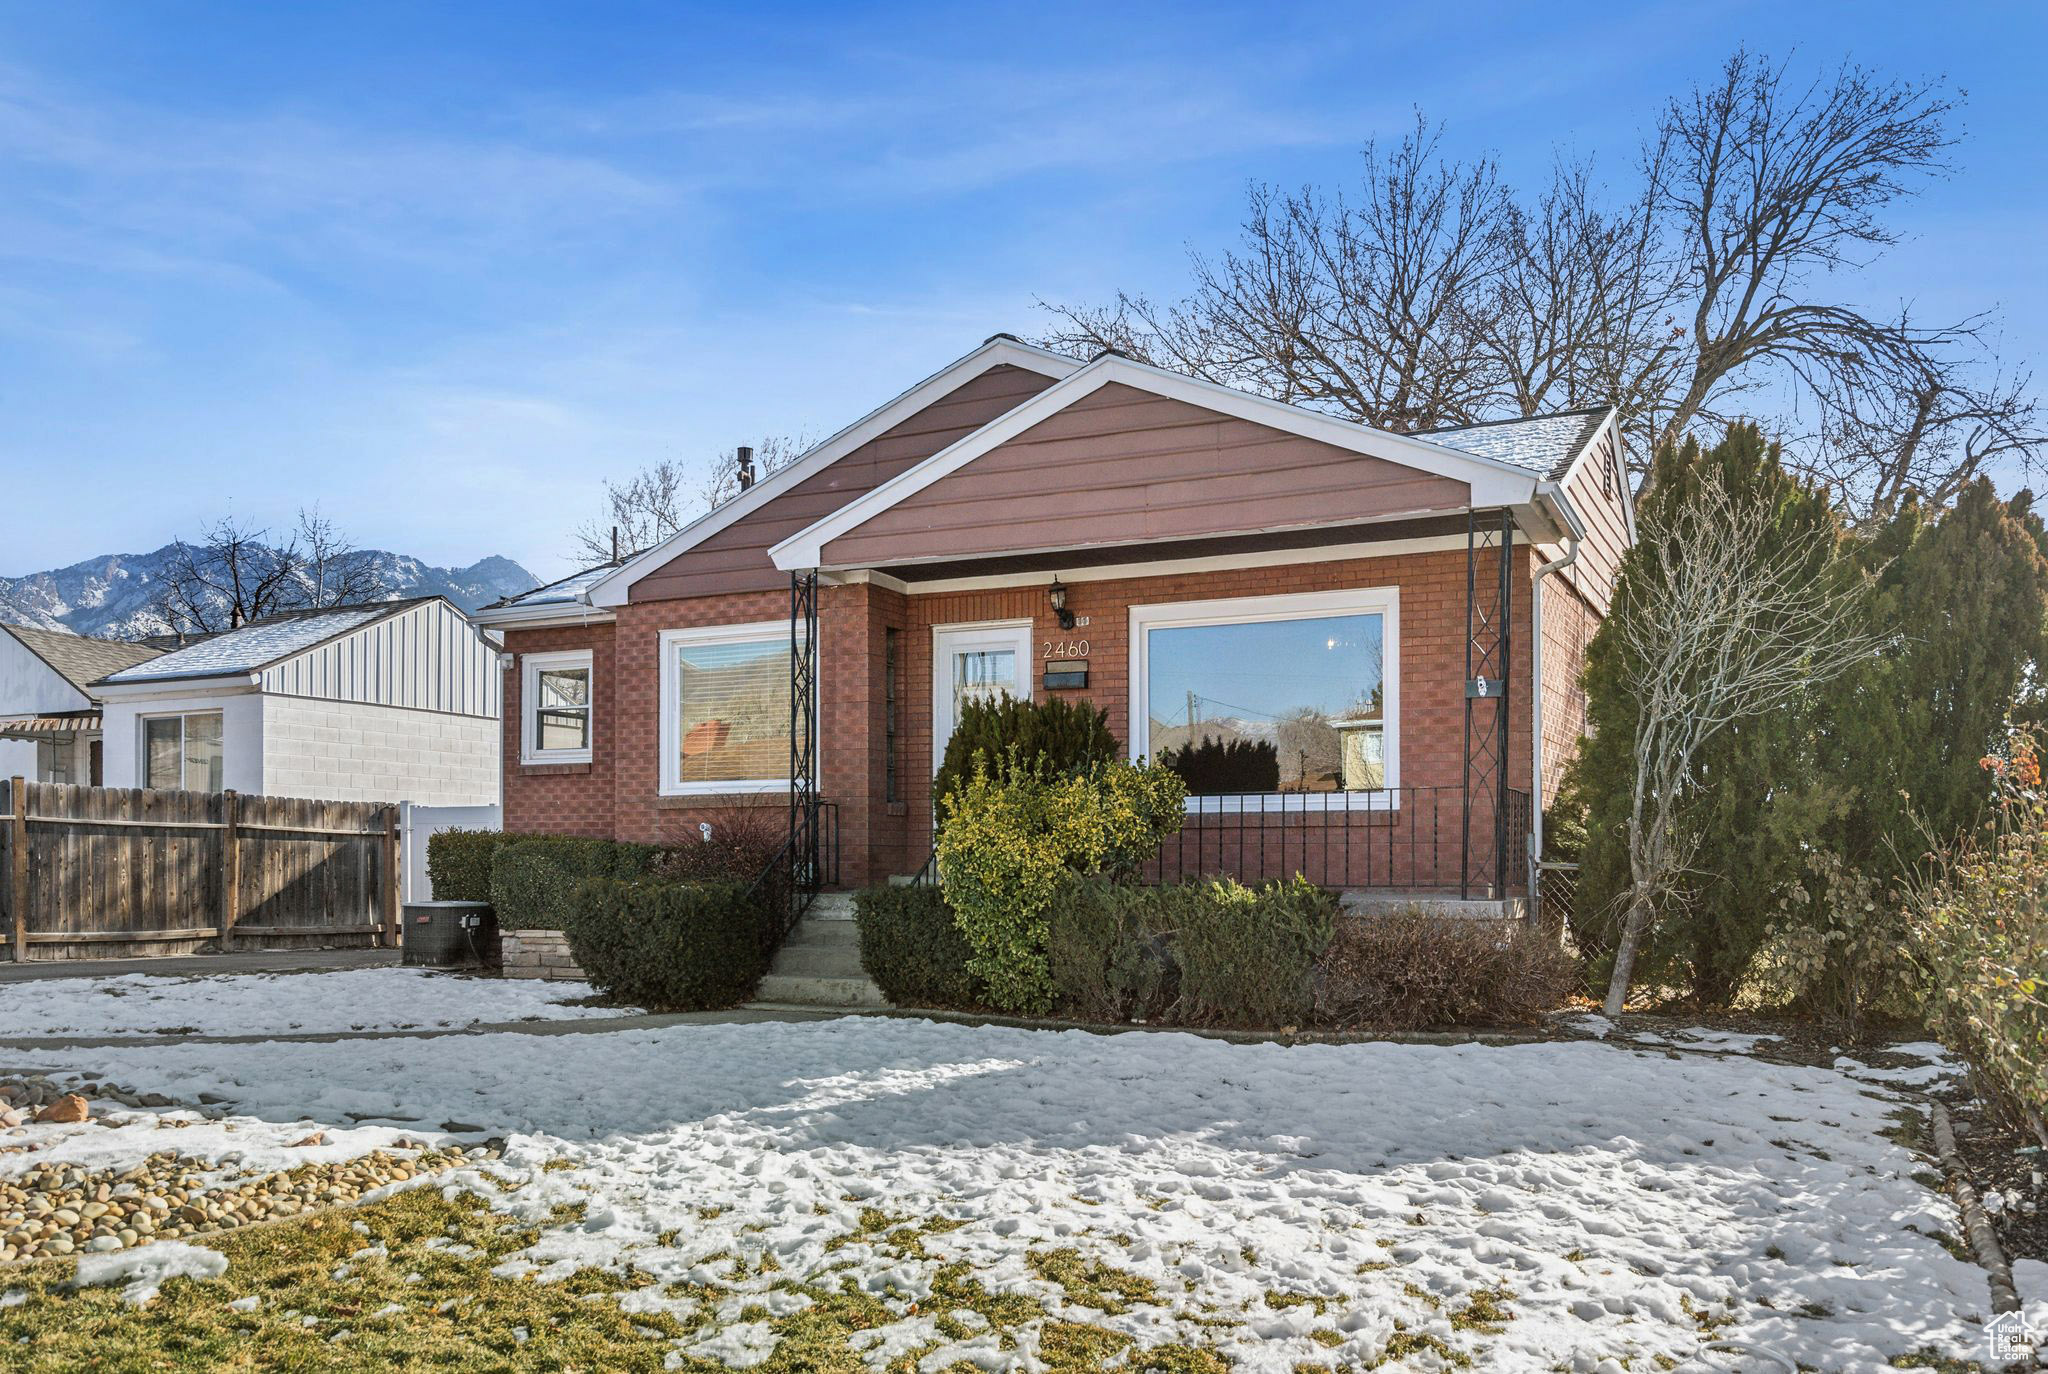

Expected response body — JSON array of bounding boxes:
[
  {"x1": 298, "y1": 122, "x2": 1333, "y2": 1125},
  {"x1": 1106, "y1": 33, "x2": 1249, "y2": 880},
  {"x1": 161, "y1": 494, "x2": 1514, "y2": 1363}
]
[{"x1": 474, "y1": 336, "x2": 1631, "y2": 910}]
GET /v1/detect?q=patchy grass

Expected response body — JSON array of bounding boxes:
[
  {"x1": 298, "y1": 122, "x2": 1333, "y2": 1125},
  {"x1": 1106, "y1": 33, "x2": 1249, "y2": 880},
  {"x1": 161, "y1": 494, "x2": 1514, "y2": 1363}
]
[{"x1": 0, "y1": 1189, "x2": 685, "y2": 1372}]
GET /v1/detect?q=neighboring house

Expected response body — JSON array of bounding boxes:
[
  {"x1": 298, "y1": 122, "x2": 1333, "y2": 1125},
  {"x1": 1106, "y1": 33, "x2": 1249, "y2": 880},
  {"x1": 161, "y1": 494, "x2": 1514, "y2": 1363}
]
[
  {"x1": 91, "y1": 597, "x2": 502, "y2": 807},
  {"x1": 0, "y1": 624, "x2": 165, "y2": 784},
  {"x1": 474, "y1": 335, "x2": 1632, "y2": 903}
]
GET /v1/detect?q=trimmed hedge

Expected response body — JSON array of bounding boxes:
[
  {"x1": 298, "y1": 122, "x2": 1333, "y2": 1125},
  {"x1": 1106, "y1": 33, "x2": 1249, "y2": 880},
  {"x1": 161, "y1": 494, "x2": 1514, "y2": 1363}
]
[
  {"x1": 1314, "y1": 907, "x2": 1578, "y2": 1030},
  {"x1": 424, "y1": 828, "x2": 504, "y2": 903},
  {"x1": 1172, "y1": 876, "x2": 1337, "y2": 1026},
  {"x1": 490, "y1": 836, "x2": 658, "y2": 930},
  {"x1": 1045, "y1": 879, "x2": 1181, "y2": 1023},
  {"x1": 562, "y1": 876, "x2": 769, "y2": 1009},
  {"x1": 853, "y1": 885, "x2": 982, "y2": 1009}
]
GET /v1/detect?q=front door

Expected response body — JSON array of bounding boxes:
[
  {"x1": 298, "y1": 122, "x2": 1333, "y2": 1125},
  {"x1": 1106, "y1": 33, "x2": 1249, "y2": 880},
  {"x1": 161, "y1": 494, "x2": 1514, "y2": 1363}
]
[{"x1": 932, "y1": 621, "x2": 1034, "y2": 773}]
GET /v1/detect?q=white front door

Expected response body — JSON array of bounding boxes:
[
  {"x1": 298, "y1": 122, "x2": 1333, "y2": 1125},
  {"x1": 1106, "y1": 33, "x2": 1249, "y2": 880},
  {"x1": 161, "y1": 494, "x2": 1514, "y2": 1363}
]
[{"x1": 932, "y1": 621, "x2": 1034, "y2": 773}]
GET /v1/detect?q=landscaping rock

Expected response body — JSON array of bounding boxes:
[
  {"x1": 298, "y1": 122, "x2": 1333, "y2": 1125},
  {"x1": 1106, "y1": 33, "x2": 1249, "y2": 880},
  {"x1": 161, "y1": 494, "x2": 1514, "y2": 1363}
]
[{"x1": 34, "y1": 1095, "x2": 89, "y2": 1124}]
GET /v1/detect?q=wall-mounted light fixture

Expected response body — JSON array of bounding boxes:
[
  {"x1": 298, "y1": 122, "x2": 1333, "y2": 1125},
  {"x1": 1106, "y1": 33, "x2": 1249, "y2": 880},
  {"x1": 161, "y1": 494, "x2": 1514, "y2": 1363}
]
[{"x1": 1048, "y1": 577, "x2": 1076, "y2": 631}]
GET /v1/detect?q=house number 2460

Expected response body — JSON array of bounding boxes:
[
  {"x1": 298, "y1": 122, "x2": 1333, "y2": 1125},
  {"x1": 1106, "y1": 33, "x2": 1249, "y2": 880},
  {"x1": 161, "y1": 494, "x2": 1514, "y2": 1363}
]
[{"x1": 1042, "y1": 640, "x2": 1090, "y2": 658}]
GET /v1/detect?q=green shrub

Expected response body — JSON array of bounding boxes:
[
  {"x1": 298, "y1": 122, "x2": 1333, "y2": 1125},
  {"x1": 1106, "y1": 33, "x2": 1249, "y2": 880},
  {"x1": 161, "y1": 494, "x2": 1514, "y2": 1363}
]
[
  {"x1": 1314, "y1": 908, "x2": 1578, "y2": 1030},
  {"x1": 1173, "y1": 876, "x2": 1337, "y2": 1026},
  {"x1": 490, "y1": 836, "x2": 658, "y2": 930},
  {"x1": 936, "y1": 759, "x2": 1185, "y2": 1013},
  {"x1": 561, "y1": 876, "x2": 768, "y2": 1009},
  {"x1": 933, "y1": 695, "x2": 1119, "y2": 817},
  {"x1": 425, "y1": 828, "x2": 504, "y2": 903},
  {"x1": 1905, "y1": 735, "x2": 2048, "y2": 1120},
  {"x1": 1045, "y1": 878, "x2": 1183, "y2": 1022},
  {"x1": 853, "y1": 885, "x2": 983, "y2": 1009}
]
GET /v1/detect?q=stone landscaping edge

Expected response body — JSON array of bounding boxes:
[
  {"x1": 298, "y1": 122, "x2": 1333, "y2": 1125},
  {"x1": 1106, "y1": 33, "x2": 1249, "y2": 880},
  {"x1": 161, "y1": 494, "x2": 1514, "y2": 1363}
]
[
  {"x1": 1930, "y1": 1097, "x2": 2024, "y2": 1317},
  {"x1": 498, "y1": 929, "x2": 586, "y2": 982}
]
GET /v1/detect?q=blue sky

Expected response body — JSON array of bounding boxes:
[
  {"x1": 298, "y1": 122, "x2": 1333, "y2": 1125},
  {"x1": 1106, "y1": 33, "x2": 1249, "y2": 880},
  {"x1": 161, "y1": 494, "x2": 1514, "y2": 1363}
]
[{"x1": 2, "y1": 1, "x2": 2043, "y2": 581}]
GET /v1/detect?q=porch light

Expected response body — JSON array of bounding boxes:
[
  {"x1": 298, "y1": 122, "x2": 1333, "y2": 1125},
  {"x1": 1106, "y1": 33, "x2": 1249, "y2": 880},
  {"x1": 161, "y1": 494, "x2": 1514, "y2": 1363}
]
[{"x1": 1048, "y1": 577, "x2": 1076, "y2": 631}]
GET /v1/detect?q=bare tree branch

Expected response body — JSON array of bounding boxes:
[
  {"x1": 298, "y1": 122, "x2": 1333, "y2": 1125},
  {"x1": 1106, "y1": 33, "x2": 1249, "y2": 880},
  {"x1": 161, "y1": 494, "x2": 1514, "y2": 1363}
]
[
  {"x1": 573, "y1": 438, "x2": 807, "y2": 567},
  {"x1": 1602, "y1": 470, "x2": 1881, "y2": 1013}
]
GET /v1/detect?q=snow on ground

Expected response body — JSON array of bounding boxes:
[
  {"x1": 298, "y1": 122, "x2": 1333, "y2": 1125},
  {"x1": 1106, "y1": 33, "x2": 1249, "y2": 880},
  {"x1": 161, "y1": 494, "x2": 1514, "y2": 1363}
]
[
  {"x1": 19, "y1": 1017, "x2": 2003, "y2": 1372},
  {"x1": 73, "y1": 1241, "x2": 227, "y2": 1306},
  {"x1": 0, "y1": 968, "x2": 616, "y2": 1038}
]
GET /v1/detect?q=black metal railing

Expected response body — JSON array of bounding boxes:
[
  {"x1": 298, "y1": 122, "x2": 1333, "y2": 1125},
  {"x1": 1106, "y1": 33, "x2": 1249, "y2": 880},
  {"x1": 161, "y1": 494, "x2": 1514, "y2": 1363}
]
[
  {"x1": 747, "y1": 799, "x2": 839, "y2": 951},
  {"x1": 1145, "y1": 786, "x2": 1529, "y2": 894}
]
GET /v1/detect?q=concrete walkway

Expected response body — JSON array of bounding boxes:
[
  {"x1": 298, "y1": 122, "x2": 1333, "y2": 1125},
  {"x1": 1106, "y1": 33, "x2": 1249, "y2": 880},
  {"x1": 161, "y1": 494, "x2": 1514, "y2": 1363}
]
[{"x1": 0, "y1": 947, "x2": 401, "y2": 983}]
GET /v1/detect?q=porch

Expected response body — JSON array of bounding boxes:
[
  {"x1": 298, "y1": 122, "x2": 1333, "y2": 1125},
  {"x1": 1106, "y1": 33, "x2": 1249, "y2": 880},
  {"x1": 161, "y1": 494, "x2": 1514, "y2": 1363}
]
[{"x1": 772, "y1": 505, "x2": 1544, "y2": 914}]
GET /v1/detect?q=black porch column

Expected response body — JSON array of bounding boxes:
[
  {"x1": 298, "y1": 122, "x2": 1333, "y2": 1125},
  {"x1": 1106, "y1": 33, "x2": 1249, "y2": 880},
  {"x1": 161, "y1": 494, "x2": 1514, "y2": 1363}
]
[{"x1": 1460, "y1": 508, "x2": 1513, "y2": 899}]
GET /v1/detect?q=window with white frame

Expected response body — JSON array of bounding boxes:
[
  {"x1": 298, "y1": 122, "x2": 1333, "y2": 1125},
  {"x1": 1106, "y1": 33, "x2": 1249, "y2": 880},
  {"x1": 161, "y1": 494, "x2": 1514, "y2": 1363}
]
[
  {"x1": 521, "y1": 651, "x2": 594, "y2": 764},
  {"x1": 1130, "y1": 588, "x2": 1398, "y2": 798},
  {"x1": 142, "y1": 712, "x2": 225, "y2": 791},
  {"x1": 659, "y1": 623, "x2": 795, "y2": 794}
]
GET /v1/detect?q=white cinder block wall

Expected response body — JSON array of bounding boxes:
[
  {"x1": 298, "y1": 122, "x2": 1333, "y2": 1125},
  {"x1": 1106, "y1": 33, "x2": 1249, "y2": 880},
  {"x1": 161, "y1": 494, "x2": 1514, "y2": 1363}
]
[{"x1": 260, "y1": 695, "x2": 500, "y2": 807}]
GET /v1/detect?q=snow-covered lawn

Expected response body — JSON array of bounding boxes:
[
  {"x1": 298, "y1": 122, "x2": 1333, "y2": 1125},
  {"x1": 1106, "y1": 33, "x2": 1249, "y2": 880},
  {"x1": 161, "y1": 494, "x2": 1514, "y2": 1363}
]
[
  {"x1": 0, "y1": 968, "x2": 615, "y2": 1038},
  {"x1": 6, "y1": 1018, "x2": 2020, "y2": 1371}
]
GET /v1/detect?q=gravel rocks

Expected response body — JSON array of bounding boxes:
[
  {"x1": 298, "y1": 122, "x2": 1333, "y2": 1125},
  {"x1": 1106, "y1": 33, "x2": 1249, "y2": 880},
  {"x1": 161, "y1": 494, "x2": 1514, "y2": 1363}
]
[{"x1": 0, "y1": 1073, "x2": 499, "y2": 1267}]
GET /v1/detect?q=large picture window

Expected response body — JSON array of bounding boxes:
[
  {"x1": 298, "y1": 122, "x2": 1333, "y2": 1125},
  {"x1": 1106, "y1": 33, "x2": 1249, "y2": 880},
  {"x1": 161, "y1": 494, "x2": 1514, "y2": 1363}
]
[
  {"x1": 142, "y1": 712, "x2": 225, "y2": 792},
  {"x1": 1130, "y1": 588, "x2": 1398, "y2": 800},
  {"x1": 659, "y1": 623, "x2": 796, "y2": 795},
  {"x1": 521, "y1": 651, "x2": 593, "y2": 764}
]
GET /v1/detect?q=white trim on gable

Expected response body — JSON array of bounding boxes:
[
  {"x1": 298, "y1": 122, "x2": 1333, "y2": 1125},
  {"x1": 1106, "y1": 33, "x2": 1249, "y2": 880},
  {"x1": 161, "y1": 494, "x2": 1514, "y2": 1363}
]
[
  {"x1": 768, "y1": 354, "x2": 1560, "y2": 572},
  {"x1": 587, "y1": 336, "x2": 1080, "y2": 608},
  {"x1": 1550, "y1": 407, "x2": 1636, "y2": 544}
]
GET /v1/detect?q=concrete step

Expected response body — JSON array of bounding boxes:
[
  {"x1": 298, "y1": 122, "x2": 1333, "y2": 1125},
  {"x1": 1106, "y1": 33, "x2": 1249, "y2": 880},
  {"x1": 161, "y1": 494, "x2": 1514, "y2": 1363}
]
[
  {"x1": 751, "y1": 973, "x2": 889, "y2": 1009},
  {"x1": 807, "y1": 892, "x2": 859, "y2": 921},
  {"x1": 781, "y1": 919, "x2": 861, "y2": 951},
  {"x1": 769, "y1": 943, "x2": 867, "y2": 980}
]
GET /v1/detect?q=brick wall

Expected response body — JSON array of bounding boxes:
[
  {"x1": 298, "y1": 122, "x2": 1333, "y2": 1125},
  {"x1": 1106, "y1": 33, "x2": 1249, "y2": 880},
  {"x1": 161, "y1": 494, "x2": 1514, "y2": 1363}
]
[
  {"x1": 496, "y1": 543, "x2": 1591, "y2": 895},
  {"x1": 502, "y1": 622, "x2": 617, "y2": 837}
]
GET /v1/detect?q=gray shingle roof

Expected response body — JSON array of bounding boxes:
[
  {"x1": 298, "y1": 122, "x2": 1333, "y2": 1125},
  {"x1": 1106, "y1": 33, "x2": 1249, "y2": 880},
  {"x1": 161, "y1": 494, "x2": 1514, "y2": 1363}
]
[
  {"x1": 3, "y1": 624, "x2": 162, "y2": 694},
  {"x1": 1421, "y1": 408, "x2": 1610, "y2": 480},
  {"x1": 97, "y1": 600, "x2": 429, "y2": 685}
]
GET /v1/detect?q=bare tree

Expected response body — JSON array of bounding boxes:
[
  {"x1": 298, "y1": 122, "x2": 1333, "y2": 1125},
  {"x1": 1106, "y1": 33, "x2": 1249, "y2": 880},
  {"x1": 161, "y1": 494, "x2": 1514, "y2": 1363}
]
[
  {"x1": 153, "y1": 517, "x2": 307, "y2": 634},
  {"x1": 1041, "y1": 49, "x2": 2038, "y2": 518},
  {"x1": 296, "y1": 506, "x2": 387, "y2": 607},
  {"x1": 1043, "y1": 116, "x2": 1513, "y2": 430},
  {"x1": 573, "y1": 438, "x2": 806, "y2": 566},
  {"x1": 1601, "y1": 473, "x2": 1878, "y2": 1014}
]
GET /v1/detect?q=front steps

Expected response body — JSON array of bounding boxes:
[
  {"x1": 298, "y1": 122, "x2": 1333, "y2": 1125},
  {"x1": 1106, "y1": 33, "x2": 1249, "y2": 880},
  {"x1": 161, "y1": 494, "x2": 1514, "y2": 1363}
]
[{"x1": 748, "y1": 893, "x2": 890, "y2": 1010}]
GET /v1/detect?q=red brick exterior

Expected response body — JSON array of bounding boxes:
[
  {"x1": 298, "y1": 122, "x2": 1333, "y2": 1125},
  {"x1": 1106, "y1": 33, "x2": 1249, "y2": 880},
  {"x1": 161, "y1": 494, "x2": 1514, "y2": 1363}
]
[{"x1": 501, "y1": 543, "x2": 1574, "y2": 895}]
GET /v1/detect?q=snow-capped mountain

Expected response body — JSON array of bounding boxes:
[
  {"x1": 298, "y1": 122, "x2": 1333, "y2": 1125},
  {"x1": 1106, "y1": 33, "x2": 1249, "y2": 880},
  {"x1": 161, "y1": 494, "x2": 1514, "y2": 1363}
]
[{"x1": 0, "y1": 547, "x2": 538, "y2": 638}]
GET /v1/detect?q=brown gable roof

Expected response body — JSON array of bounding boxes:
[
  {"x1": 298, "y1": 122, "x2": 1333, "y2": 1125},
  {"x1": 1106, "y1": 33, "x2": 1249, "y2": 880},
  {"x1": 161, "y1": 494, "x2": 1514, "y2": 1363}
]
[{"x1": 3, "y1": 624, "x2": 162, "y2": 694}]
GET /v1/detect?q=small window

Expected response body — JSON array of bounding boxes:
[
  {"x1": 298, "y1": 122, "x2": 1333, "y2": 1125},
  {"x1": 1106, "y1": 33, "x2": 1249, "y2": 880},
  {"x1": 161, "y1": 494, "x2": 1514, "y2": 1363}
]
[
  {"x1": 659, "y1": 623, "x2": 797, "y2": 795},
  {"x1": 521, "y1": 651, "x2": 594, "y2": 764},
  {"x1": 142, "y1": 712, "x2": 225, "y2": 792},
  {"x1": 883, "y1": 628, "x2": 901, "y2": 804}
]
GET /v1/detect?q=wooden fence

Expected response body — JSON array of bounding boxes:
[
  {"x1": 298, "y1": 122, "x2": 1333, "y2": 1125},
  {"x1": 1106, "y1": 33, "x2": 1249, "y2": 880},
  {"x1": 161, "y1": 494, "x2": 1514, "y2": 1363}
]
[{"x1": 1, "y1": 778, "x2": 398, "y2": 962}]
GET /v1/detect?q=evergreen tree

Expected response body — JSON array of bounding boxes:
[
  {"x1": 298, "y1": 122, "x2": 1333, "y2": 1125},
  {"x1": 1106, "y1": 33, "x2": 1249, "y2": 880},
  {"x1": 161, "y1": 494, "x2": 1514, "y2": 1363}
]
[{"x1": 1562, "y1": 423, "x2": 1852, "y2": 1002}]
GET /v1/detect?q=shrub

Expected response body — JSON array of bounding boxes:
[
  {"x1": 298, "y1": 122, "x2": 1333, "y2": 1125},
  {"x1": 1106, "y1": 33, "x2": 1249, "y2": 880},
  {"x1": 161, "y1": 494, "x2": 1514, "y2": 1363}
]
[
  {"x1": 1173, "y1": 875, "x2": 1337, "y2": 1026},
  {"x1": 1160, "y1": 737, "x2": 1280, "y2": 793},
  {"x1": 561, "y1": 876, "x2": 768, "y2": 1009},
  {"x1": 933, "y1": 695, "x2": 1119, "y2": 817},
  {"x1": 649, "y1": 810, "x2": 784, "y2": 884},
  {"x1": 425, "y1": 828, "x2": 503, "y2": 903},
  {"x1": 1314, "y1": 908, "x2": 1578, "y2": 1030},
  {"x1": 1905, "y1": 735, "x2": 2048, "y2": 1121},
  {"x1": 490, "y1": 836, "x2": 658, "y2": 930},
  {"x1": 853, "y1": 885, "x2": 982, "y2": 1009},
  {"x1": 1045, "y1": 878, "x2": 1182, "y2": 1022},
  {"x1": 936, "y1": 759, "x2": 1185, "y2": 1013}
]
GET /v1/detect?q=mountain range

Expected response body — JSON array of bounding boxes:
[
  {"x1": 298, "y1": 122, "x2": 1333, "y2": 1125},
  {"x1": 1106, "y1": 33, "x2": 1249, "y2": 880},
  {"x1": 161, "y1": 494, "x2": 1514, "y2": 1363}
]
[{"x1": 0, "y1": 546, "x2": 539, "y2": 639}]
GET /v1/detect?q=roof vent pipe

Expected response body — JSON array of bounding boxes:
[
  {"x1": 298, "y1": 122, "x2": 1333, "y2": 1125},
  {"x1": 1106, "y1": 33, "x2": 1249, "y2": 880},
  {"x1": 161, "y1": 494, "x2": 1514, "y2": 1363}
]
[{"x1": 735, "y1": 445, "x2": 756, "y2": 491}]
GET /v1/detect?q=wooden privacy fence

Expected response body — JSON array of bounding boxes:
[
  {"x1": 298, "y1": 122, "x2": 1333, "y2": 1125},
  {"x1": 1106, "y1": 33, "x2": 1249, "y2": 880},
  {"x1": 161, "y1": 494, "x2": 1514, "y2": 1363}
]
[{"x1": 1, "y1": 778, "x2": 399, "y2": 962}]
